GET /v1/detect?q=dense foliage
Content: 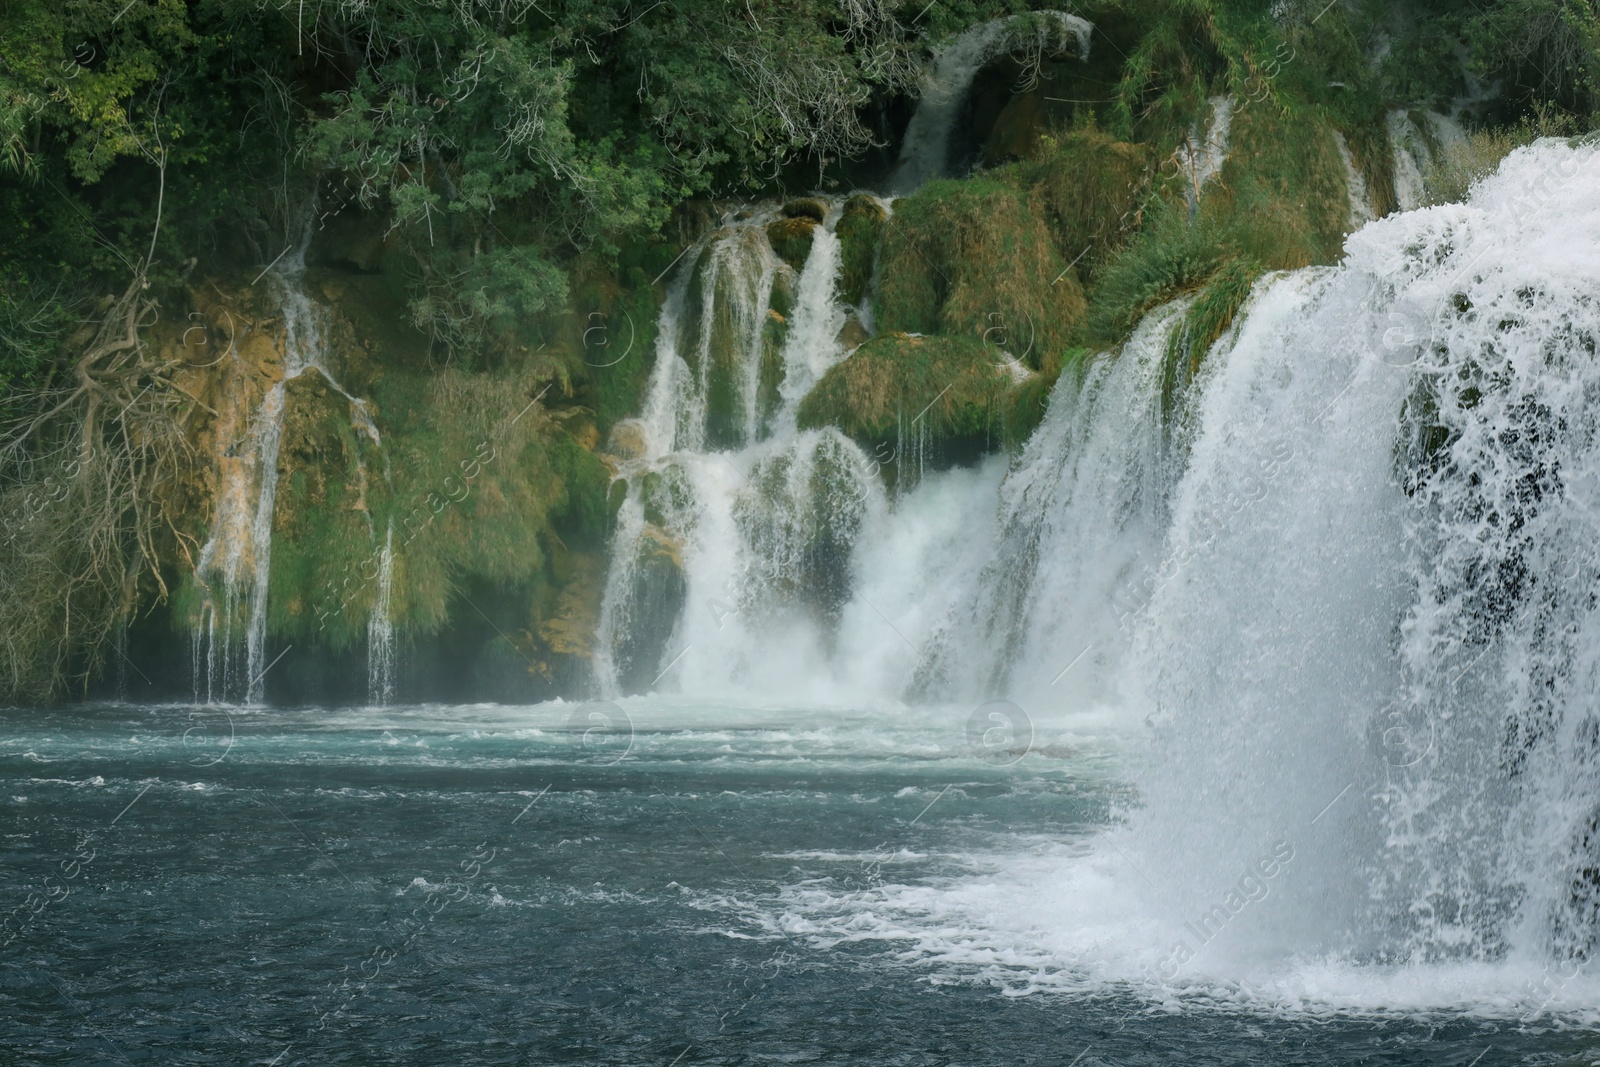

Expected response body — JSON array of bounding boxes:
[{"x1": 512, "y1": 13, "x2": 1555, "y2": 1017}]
[
  {"x1": 2, "y1": 0, "x2": 1598, "y2": 700},
  {"x1": 0, "y1": 0, "x2": 968, "y2": 369},
  {"x1": 3, "y1": 0, "x2": 1599, "y2": 381}
]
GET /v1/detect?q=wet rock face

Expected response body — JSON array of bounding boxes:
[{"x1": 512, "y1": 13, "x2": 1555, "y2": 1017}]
[
  {"x1": 308, "y1": 210, "x2": 393, "y2": 274},
  {"x1": 781, "y1": 197, "x2": 828, "y2": 223},
  {"x1": 610, "y1": 522, "x2": 688, "y2": 694}
]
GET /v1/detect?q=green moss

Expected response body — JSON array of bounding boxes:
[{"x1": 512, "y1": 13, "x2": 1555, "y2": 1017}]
[
  {"x1": 266, "y1": 369, "x2": 396, "y2": 648},
  {"x1": 640, "y1": 466, "x2": 695, "y2": 529},
  {"x1": 1205, "y1": 98, "x2": 1351, "y2": 270},
  {"x1": 548, "y1": 431, "x2": 612, "y2": 544},
  {"x1": 1088, "y1": 198, "x2": 1236, "y2": 344},
  {"x1": 760, "y1": 308, "x2": 787, "y2": 434},
  {"x1": 1007, "y1": 123, "x2": 1151, "y2": 285},
  {"x1": 766, "y1": 215, "x2": 816, "y2": 272},
  {"x1": 876, "y1": 178, "x2": 1086, "y2": 373},
  {"x1": 357, "y1": 360, "x2": 569, "y2": 638},
  {"x1": 782, "y1": 197, "x2": 828, "y2": 223},
  {"x1": 835, "y1": 195, "x2": 885, "y2": 306},
  {"x1": 735, "y1": 432, "x2": 867, "y2": 623},
  {"x1": 681, "y1": 227, "x2": 776, "y2": 447},
  {"x1": 769, "y1": 265, "x2": 796, "y2": 319},
  {"x1": 567, "y1": 262, "x2": 661, "y2": 436},
  {"x1": 796, "y1": 332, "x2": 1012, "y2": 448},
  {"x1": 1163, "y1": 257, "x2": 1264, "y2": 411}
]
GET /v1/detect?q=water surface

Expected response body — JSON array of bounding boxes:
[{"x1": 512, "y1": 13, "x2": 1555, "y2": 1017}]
[{"x1": 3, "y1": 700, "x2": 1593, "y2": 1065}]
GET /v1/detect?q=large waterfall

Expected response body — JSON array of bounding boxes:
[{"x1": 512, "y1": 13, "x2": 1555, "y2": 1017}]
[{"x1": 596, "y1": 138, "x2": 1600, "y2": 993}]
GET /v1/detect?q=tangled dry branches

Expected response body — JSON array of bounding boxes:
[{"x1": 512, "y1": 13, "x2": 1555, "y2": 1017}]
[{"x1": 0, "y1": 271, "x2": 193, "y2": 702}]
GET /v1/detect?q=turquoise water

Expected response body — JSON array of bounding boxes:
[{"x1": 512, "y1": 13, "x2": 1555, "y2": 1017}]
[{"x1": 2, "y1": 700, "x2": 1596, "y2": 1065}]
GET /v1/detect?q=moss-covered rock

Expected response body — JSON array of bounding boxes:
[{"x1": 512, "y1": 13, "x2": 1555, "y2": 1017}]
[
  {"x1": 1163, "y1": 257, "x2": 1265, "y2": 412},
  {"x1": 769, "y1": 263, "x2": 796, "y2": 319},
  {"x1": 1205, "y1": 99, "x2": 1353, "y2": 271},
  {"x1": 735, "y1": 431, "x2": 870, "y2": 625},
  {"x1": 836, "y1": 195, "x2": 886, "y2": 306},
  {"x1": 681, "y1": 226, "x2": 782, "y2": 448},
  {"x1": 782, "y1": 197, "x2": 828, "y2": 223},
  {"x1": 875, "y1": 178, "x2": 1086, "y2": 374},
  {"x1": 766, "y1": 215, "x2": 817, "y2": 271},
  {"x1": 836, "y1": 312, "x2": 870, "y2": 352},
  {"x1": 985, "y1": 92, "x2": 1050, "y2": 166},
  {"x1": 1013, "y1": 126, "x2": 1150, "y2": 283},
  {"x1": 609, "y1": 520, "x2": 687, "y2": 694},
  {"x1": 796, "y1": 332, "x2": 1014, "y2": 450}
]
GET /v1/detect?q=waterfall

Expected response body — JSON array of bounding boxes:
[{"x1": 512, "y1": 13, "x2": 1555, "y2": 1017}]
[
  {"x1": 890, "y1": 11, "x2": 1093, "y2": 194},
  {"x1": 919, "y1": 302, "x2": 1190, "y2": 707},
  {"x1": 1388, "y1": 110, "x2": 1430, "y2": 212},
  {"x1": 194, "y1": 213, "x2": 383, "y2": 705},
  {"x1": 897, "y1": 137, "x2": 1600, "y2": 990},
  {"x1": 595, "y1": 199, "x2": 889, "y2": 697},
  {"x1": 1334, "y1": 130, "x2": 1376, "y2": 227},
  {"x1": 367, "y1": 524, "x2": 395, "y2": 705},
  {"x1": 600, "y1": 137, "x2": 1600, "y2": 977},
  {"x1": 774, "y1": 224, "x2": 847, "y2": 423}
]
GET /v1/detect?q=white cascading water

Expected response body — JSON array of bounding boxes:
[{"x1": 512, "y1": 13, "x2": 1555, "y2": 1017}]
[
  {"x1": 1388, "y1": 109, "x2": 1431, "y2": 212},
  {"x1": 594, "y1": 198, "x2": 890, "y2": 698},
  {"x1": 599, "y1": 132, "x2": 1600, "y2": 1005},
  {"x1": 889, "y1": 10, "x2": 1092, "y2": 194},
  {"x1": 1334, "y1": 130, "x2": 1376, "y2": 227},
  {"x1": 367, "y1": 523, "x2": 396, "y2": 704},
  {"x1": 965, "y1": 138, "x2": 1600, "y2": 1003},
  {"x1": 194, "y1": 217, "x2": 384, "y2": 705},
  {"x1": 918, "y1": 302, "x2": 1190, "y2": 710}
]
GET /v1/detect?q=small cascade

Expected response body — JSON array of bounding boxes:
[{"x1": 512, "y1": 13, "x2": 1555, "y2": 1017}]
[
  {"x1": 630, "y1": 212, "x2": 787, "y2": 458},
  {"x1": 1063, "y1": 140, "x2": 1600, "y2": 974},
  {"x1": 366, "y1": 524, "x2": 396, "y2": 705},
  {"x1": 889, "y1": 11, "x2": 1092, "y2": 194},
  {"x1": 773, "y1": 223, "x2": 847, "y2": 424},
  {"x1": 595, "y1": 198, "x2": 889, "y2": 696},
  {"x1": 1176, "y1": 96, "x2": 1235, "y2": 215},
  {"x1": 1334, "y1": 130, "x2": 1376, "y2": 227},
  {"x1": 1388, "y1": 109, "x2": 1431, "y2": 212},
  {"x1": 920, "y1": 301, "x2": 1190, "y2": 706},
  {"x1": 194, "y1": 212, "x2": 383, "y2": 705}
]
